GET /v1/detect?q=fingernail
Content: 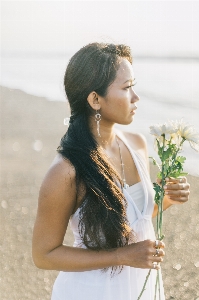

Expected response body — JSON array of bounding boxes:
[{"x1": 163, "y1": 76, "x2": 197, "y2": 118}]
[
  {"x1": 164, "y1": 185, "x2": 167, "y2": 189},
  {"x1": 165, "y1": 178, "x2": 169, "y2": 181},
  {"x1": 165, "y1": 191, "x2": 169, "y2": 194}
]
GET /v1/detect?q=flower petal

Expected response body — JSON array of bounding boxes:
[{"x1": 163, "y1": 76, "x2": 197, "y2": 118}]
[{"x1": 189, "y1": 141, "x2": 199, "y2": 152}]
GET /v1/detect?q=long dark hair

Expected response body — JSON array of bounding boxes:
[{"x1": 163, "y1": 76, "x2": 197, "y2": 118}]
[{"x1": 57, "y1": 43, "x2": 134, "y2": 252}]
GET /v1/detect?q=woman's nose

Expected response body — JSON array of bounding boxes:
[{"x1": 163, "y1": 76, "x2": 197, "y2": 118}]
[{"x1": 131, "y1": 90, "x2": 140, "y2": 103}]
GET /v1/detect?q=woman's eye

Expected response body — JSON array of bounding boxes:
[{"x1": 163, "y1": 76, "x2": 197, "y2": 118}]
[{"x1": 125, "y1": 83, "x2": 137, "y2": 89}]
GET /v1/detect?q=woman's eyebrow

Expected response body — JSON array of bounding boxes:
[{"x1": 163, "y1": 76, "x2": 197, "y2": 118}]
[{"x1": 123, "y1": 78, "x2": 136, "y2": 84}]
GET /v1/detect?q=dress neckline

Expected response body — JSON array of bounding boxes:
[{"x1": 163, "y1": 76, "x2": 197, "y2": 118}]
[{"x1": 126, "y1": 181, "x2": 142, "y2": 190}]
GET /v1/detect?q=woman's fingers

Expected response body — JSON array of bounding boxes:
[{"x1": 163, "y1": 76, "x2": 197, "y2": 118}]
[
  {"x1": 122, "y1": 239, "x2": 165, "y2": 269},
  {"x1": 164, "y1": 188, "x2": 190, "y2": 196},
  {"x1": 149, "y1": 241, "x2": 165, "y2": 269},
  {"x1": 151, "y1": 240, "x2": 165, "y2": 270},
  {"x1": 149, "y1": 244, "x2": 165, "y2": 270},
  {"x1": 165, "y1": 177, "x2": 189, "y2": 189},
  {"x1": 158, "y1": 176, "x2": 188, "y2": 186},
  {"x1": 163, "y1": 177, "x2": 190, "y2": 203},
  {"x1": 151, "y1": 240, "x2": 165, "y2": 264},
  {"x1": 153, "y1": 248, "x2": 165, "y2": 257},
  {"x1": 164, "y1": 186, "x2": 190, "y2": 198},
  {"x1": 153, "y1": 239, "x2": 165, "y2": 249},
  {"x1": 165, "y1": 176, "x2": 187, "y2": 184}
]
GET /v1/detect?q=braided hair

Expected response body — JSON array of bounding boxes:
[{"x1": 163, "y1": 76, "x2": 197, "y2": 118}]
[{"x1": 58, "y1": 43, "x2": 134, "y2": 253}]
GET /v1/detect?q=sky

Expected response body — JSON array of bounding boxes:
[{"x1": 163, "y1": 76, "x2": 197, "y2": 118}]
[{"x1": 1, "y1": 0, "x2": 199, "y2": 57}]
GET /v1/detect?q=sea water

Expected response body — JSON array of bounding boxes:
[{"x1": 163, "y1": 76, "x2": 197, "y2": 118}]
[{"x1": 1, "y1": 53, "x2": 199, "y2": 176}]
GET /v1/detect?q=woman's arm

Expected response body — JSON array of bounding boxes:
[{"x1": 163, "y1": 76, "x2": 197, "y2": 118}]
[
  {"x1": 32, "y1": 155, "x2": 117, "y2": 271},
  {"x1": 32, "y1": 154, "x2": 165, "y2": 272}
]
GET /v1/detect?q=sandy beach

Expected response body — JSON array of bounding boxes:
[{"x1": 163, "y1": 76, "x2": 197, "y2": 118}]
[{"x1": 0, "y1": 86, "x2": 199, "y2": 300}]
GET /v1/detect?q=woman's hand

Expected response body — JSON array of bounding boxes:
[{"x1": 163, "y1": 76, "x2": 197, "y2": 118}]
[
  {"x1": 163, "y1": 176, "x2": 190, "y2": 205},
  {"x1": 117, "y1": 239, "x2": 165, "y2": 270},
  {"x1": 152, "y1": 176, "x2": 190, "y2": 217}
]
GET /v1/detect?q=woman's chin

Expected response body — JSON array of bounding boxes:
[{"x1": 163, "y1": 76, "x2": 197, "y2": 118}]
[
  {"x1": 127, "y1": 114, "x2": 135, "y2": 124},
  {"x1": 118, "y1": 117, "x2": 134, "y2": 126}
]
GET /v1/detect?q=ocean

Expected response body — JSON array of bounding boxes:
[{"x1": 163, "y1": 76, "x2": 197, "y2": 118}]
[{"x1": 1, "y1": 53, "x2": 199, "y2": 176}]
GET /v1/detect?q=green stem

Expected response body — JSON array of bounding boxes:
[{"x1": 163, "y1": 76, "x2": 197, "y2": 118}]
[
  {"x1": 158, "y1": 204, "x2": 161, "y2": 238},
  {"x1": 159, "y1": 190, "x2": 164, "y2": 238},
  {"x1": 138, "y1": 134, "x2": 171, "y2": 300},
  {"x1": 167, "y1": 149, "x2": 180, "y2": 178},
  {"x1": 158, "y1": 270, "x2": 161, "y2": 300},
  {"x1": 156, "y1": 204, "x2": 159, "y2": 237},
  {"x1": 160, "y1": 135, "x2": 165, "y2": 239},
  {"x1": 154, "y1": 135, "x2": 166, "y2": 300},
  {"x1": 137, "y1": 270, "x2": 151, "y2": 300},
  {"x1": 154, "y1": 270, "x2": 158, "y2": 300},
  {"x1": 165, "y1": 138, "x2": 185, "y2": 179}
]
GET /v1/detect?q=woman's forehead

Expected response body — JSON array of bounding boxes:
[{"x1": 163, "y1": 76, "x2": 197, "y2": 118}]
[{"x1": 114, "y1": 59, "x2": 134, "y2": 84}]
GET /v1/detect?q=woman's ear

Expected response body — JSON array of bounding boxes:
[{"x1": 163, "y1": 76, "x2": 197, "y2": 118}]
[{"x1": 87, "y1": 92, "x2": 101, "y2": 111}]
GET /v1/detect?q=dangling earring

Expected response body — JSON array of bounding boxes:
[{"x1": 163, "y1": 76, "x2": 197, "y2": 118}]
[
  {"x1": 95, "y1": 110, "x2": 101, "y2": 137},
  {"x1": 64, "y1": 117, "x2": 70, "y2": 126}
]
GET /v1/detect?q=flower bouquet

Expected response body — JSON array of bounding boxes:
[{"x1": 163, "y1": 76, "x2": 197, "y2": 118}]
[{"x1": 137, "y1": 119, "x2": 199, "y2": 300}]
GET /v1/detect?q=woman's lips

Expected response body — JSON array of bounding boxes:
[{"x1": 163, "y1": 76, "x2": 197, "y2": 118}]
[{"x1": 130, "y1": 107, "x2": 137, "y2": 114}]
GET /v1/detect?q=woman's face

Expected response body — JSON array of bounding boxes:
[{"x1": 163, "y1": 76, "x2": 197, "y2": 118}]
[{"x1": 99, "y1": 58, "x2": 139, "y2": 125}]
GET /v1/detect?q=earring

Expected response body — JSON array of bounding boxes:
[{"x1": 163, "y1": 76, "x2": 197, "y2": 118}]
[
  {"x1": 95, "y1": 110, "x2": 101, "y2": 137},
  {"x1": 64, "y1": 117, "x2": 70, "y2": 126}
]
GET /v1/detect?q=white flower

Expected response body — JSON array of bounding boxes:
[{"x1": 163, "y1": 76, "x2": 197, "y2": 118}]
[
  {"x1": 150, "y1": 122, "x2": 177, "y2": 141},
  {"x1": 189, "y1": 139, "x2": 199, "y2": 152},
  {"x1": 173, "y1": 119, "x2": 199, "y2": 152},
  {"x1": 170, "y1": 132, "x2": 183, "y2": 148}
]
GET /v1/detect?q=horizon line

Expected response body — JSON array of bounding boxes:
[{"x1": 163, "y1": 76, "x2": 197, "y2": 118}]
[{"x1": 2, "y1": 51, "x2": 199, "y2": 61}]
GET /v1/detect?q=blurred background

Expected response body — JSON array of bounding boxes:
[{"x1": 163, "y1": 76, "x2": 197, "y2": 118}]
[
  {"x1": 1, "y1": 1, "x2": 199, "y2": 299},
  {"x1": 1, "y1": 0, "x2": 199, "y2": 174}
]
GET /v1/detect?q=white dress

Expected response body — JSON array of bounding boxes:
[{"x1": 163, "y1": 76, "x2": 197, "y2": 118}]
[{"x1": 51, "y1": 131, "x2": 165, "y2": 300}]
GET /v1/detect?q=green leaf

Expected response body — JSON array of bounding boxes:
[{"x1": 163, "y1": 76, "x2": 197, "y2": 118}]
[
  {"x1": 153, "y1": 182, "x2": 161, "y2": 192},
  {"x1": 162, "y1": 148, "x2": 172, "y2": 160},
  {"x1": 168, "y1": 172, "x2": 180, "y2": 178},
  {"x1": 167, "y1": 171, "x2": 188, "y2": 178},
  {"x1": 178, "y1": 172, "x2": 189, "y2": 176},
  {"x1": 153, "y1": 183, "x2": 163, "y2": 205},
  {"x1": 157, "y1": 172, "x2": 162, "y2": 179},
  {"x1": 176, "y1": 156, "x2": 186, "y2": 163}
]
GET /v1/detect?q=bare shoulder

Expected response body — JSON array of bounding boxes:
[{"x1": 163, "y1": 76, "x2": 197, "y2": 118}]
[
  {"x1": 47, "y1": 153, "x2": 76, "y2": 184},
  {"x1": 38, "y1": 153, "x2": 77, "y2": 214},
  {"x1": 122, "y1": 131, "x2": 148, "y2": 152},
  {"x1": 32, "y1": 154, "x2": 78, "y2": 261},
  {"x1": 120, "y1": 131, "x2": 149, "y2": 170}
]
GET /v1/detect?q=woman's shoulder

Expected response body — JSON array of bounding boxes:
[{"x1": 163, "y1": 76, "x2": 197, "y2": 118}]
[
  {"x1": 42, "y1": 154, "x2": 76, "y2": 192},
  {"x1": 117, "y1": 130, "x2": 149, "y2": 170},
  {"x1": 46, "y1": 154, "x2": 86, "y2": 213},
  {"x1": 117, "y1": 130, "x2": 147, "y2": 151},
  {"x1": 49, "y1": 154, "x2": 76, "y2": 176}
]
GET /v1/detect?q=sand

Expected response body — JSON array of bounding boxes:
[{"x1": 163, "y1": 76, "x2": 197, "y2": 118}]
[{"x1": 0, "y1": 86, "x2": 199, "y2": 300}]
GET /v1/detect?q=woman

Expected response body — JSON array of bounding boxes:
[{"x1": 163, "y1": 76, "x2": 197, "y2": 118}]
[{"x1": 32, "y1": 43, "x2": 190, "y2": 300}]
